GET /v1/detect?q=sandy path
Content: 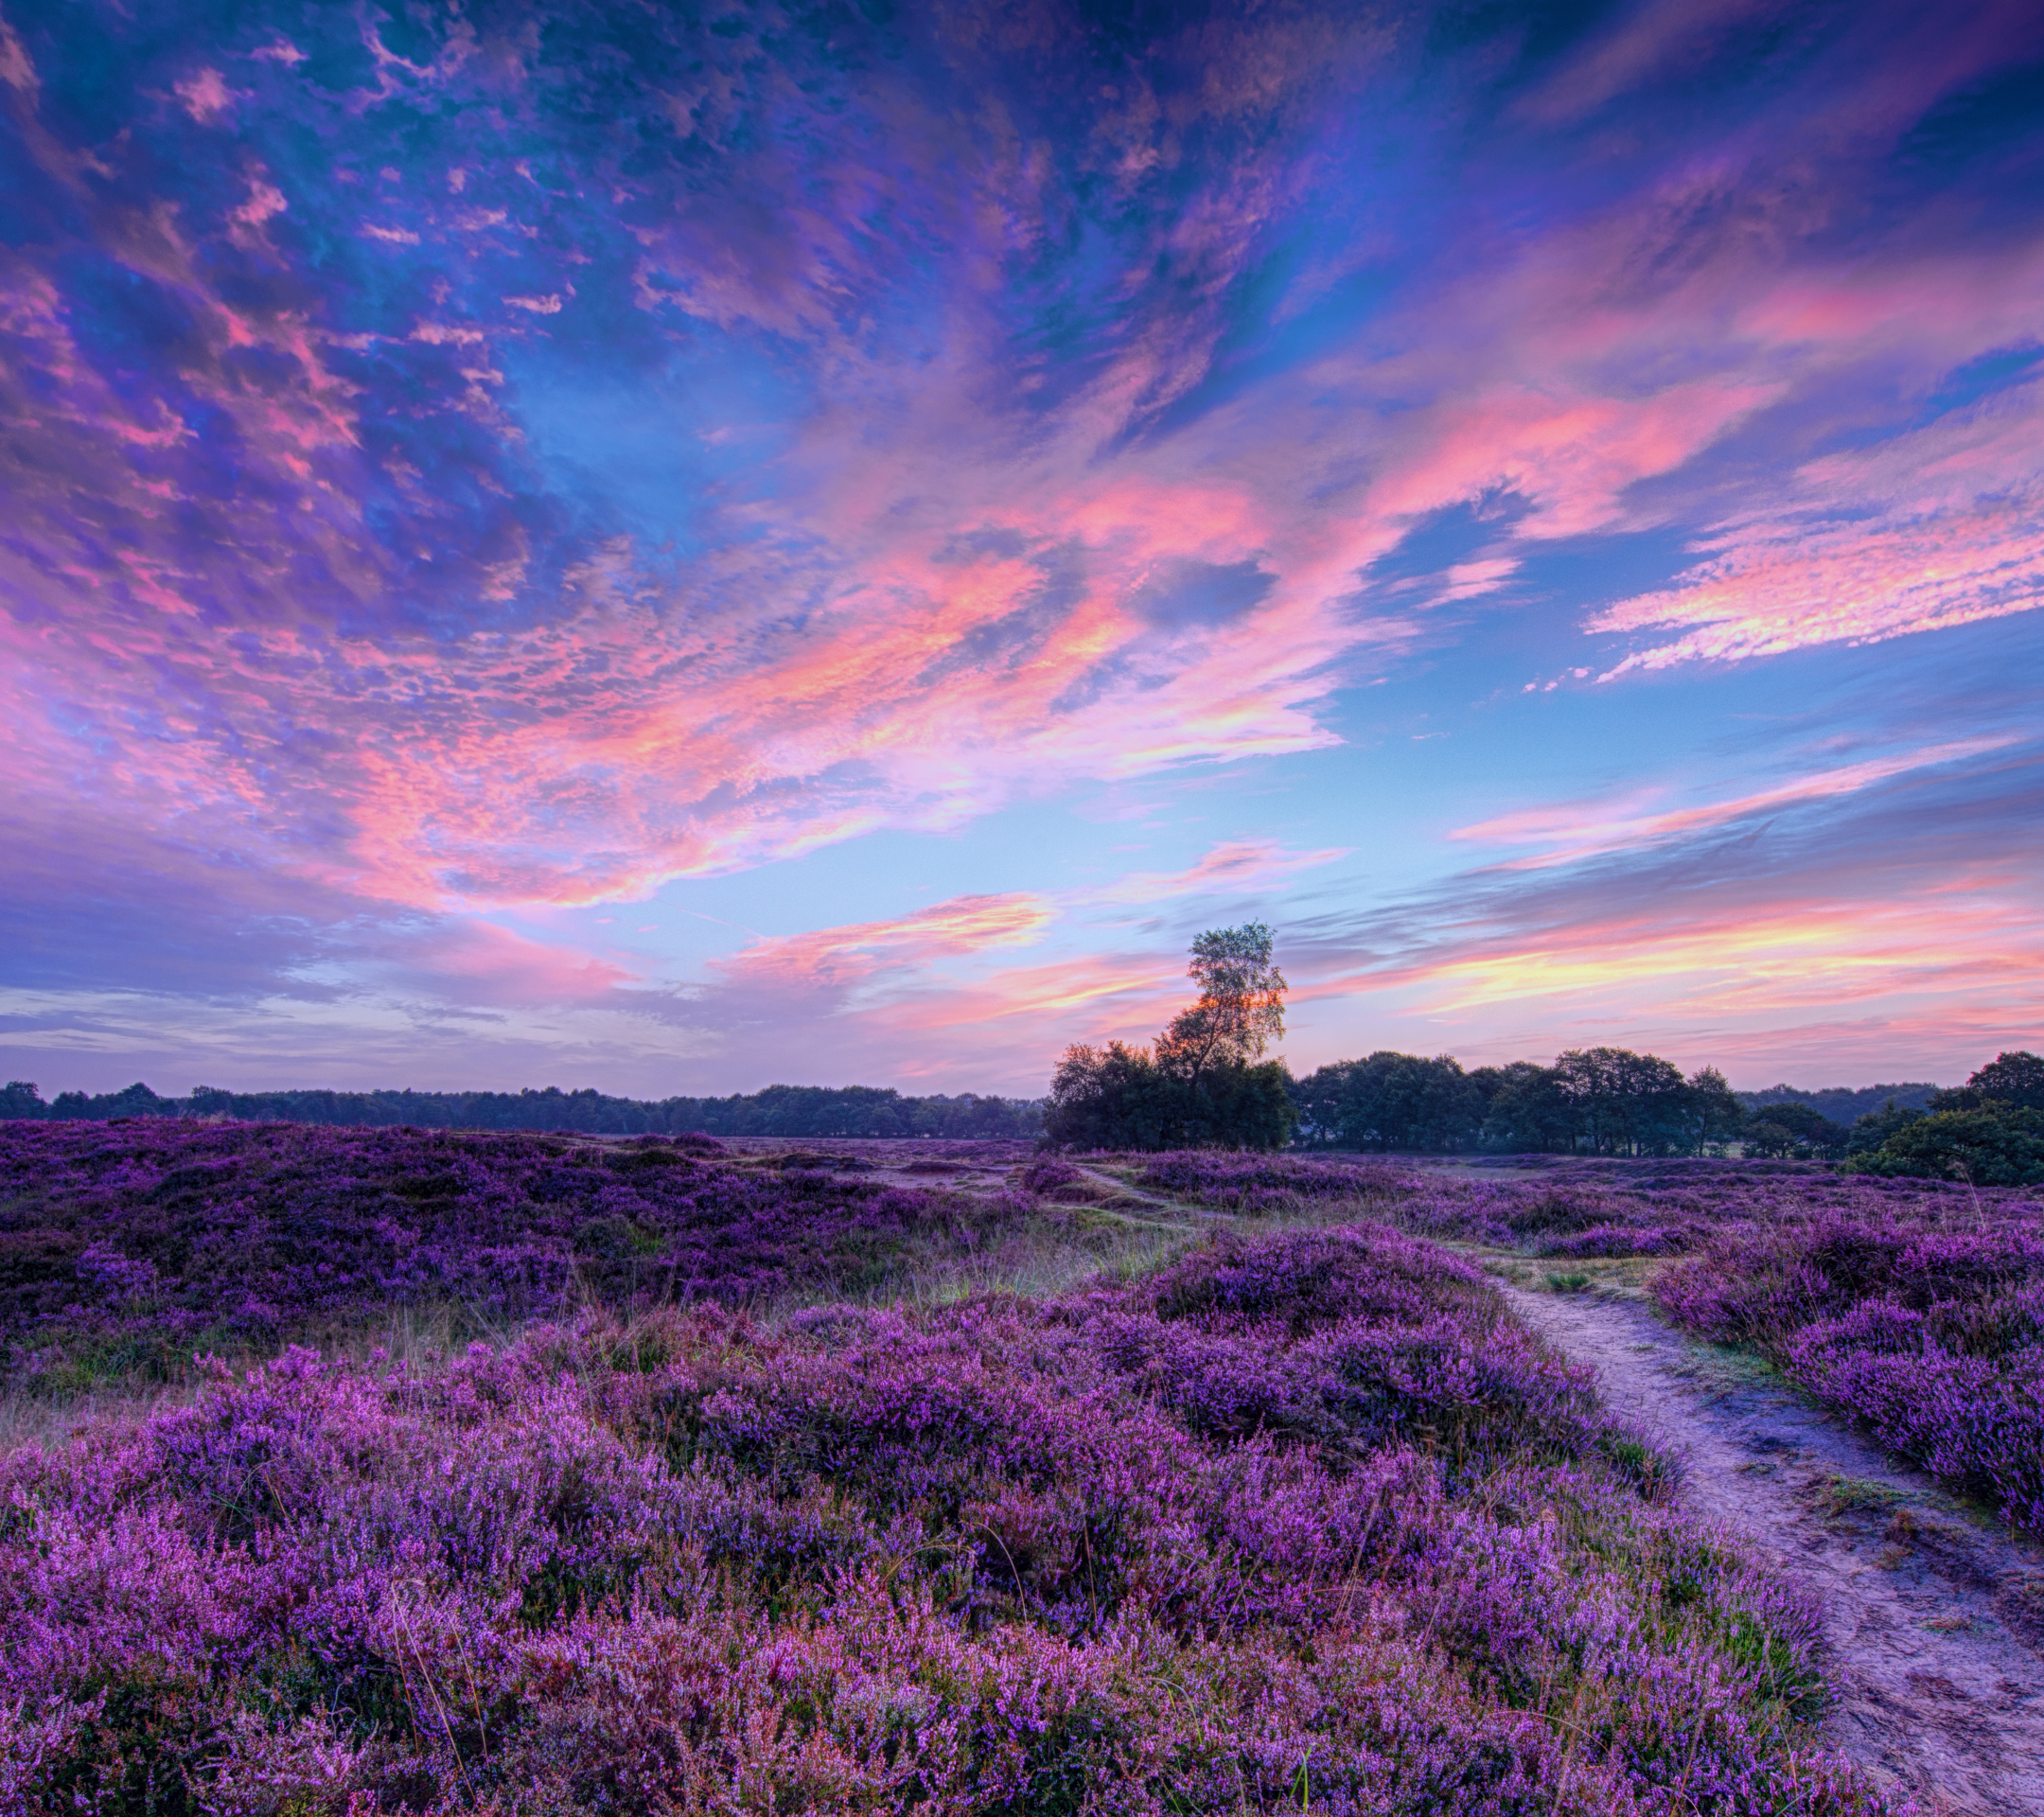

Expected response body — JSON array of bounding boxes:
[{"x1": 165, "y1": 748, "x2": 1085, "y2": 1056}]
[
  {"x1": 1503, "y1": 1285, "x2": 2044, "y2": 1816},
  {"x1": 1072, "y1": 1163, "x2": 1180, "y2": 1208}
]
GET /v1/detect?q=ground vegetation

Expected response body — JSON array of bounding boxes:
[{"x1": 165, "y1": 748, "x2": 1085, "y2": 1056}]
[{"x1": 0, "y1": 1221, "x2": 1893, "y2": 1815}]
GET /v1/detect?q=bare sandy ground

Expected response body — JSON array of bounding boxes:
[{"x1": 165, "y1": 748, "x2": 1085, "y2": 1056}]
[{"x1": 1505, "y1": 1284, "x2": 2044, "y2": 1816}]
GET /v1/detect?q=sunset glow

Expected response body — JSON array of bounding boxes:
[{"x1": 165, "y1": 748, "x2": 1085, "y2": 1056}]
[{"x1": 3, "y1": 0, "x2": 2040, "y2": 1095}]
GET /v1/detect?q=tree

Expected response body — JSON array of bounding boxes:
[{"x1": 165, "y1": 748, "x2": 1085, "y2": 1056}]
[
  {"x1": 1683, "y1": 1067, "x2": 1744, "y2": 1153},
  {"x1": 1741, "y1": 1101, "x2": 1848, "y2": 1160},
  {"x1": 1154, "y1": 924, "x2": 1287, "y2": 1085},
  {"x1": 1958, "y1": 1050, "x2": 2044, "y2": 1113},
  {"x1": 1551, "y1": 1048, "x2": 1691, "y2": 1155},
  {"x1": 1292, "y1": 1052, "x2": 1480, "y2": 1152},
  {"x1": 1043, "y1": 926, "x2": 1295, "y2": 1151},
  {"x1": 1844, "y1": 1104, "x2": 2044, "y2": 1186},
  {"x1": 0, "y1": 1081, "x2": 45, "y2": 1120},
  {"x1": 1844, "y1": 1099, "x2": 1923, "y2": 1157},
  {"x1": 1043, "y1": 1043, "x2": 1184, "y2": 1150},
  {"x1": 1473, "y1": 1062, "x2": 1576, "y2": 1154}
]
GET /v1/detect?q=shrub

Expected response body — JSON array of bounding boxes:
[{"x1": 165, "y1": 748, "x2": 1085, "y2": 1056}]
[
  {"x1": 0, "y1": 1226, "x2": 1892, "y2": 1814},
  {"x1": 1842, "y1": 1105, "x2": 2044, "y2": 1186}
]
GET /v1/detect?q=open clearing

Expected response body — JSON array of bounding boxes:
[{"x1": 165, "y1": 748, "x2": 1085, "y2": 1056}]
[{"x1": 1504, "y1": 1280, "x2": 2044, "y2": 1815}]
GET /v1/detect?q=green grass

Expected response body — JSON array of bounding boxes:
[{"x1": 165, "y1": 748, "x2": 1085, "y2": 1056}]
[{"x1": 1809, "y1": 1472, "x2": 1907, "y2": 1518}]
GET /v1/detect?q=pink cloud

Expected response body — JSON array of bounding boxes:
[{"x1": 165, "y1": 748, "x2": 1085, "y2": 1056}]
[
  {"x1": 1366, "y1": 379, "x2": 1782, "y2": 542},
  {"x1": 1592, "y1": 382, "x2": 2044, "y2": 672},
  {"x1": 1092, "y1": 838, "x2": 1349, "y2": 904},
  {"x1": 717, "y1": 894, "x2": 1054, "y2": 994},
  {"x1": 1452, "y1": 735, "x2": 2022, "y2": 867},
  {"x1": 173, "y1": 67, "x2": 233, "y2": 121},
  {"x1": 0, "y1": 19, "x2": 37, "y2": 96},
  {"x1": 381, "y1": 922, "x2": 639, "y2": 1005}
]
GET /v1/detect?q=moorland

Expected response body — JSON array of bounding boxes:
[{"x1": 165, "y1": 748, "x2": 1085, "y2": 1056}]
[{"x1": 3, "y1": 1115, "x2": 2042, "y2": 1813}]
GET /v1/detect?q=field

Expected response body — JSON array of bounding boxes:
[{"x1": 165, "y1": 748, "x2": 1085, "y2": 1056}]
[
  {"x1": 4, "y1": 1121, "x2": 2041, "y2": 1811},
  {"x1": 1112, "y1": 1151, "x2": 2044, "y2": 1533},
  {"x1": 0, "y1": 1122, "x2": 1050, "y2": 1400}
]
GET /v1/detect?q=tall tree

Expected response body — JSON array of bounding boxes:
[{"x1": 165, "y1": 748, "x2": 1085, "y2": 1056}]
[
  {"x1": 1683, "y1": 1067, "x2": 1745, "y2": 1153},
  {"x1": 1044, "y1": 926, "x2": 1295, "y2": 1151},
  {"x1": 1961, "y1": 1050, "x2": 2044, "y2": 1112},
  {"x1": 1154, "y1": 924, "x2": 1287, "y2": 1085},
  {"x1": 1552, "y1": 1048, "x2": 1692, "y2": 1155}
]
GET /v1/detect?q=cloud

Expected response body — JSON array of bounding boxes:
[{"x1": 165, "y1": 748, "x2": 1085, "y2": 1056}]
[
  {"x1": 1282, "y1": 735, "x2": 2044, "y2": 1079},
  {"x1": 1451, "y1": 734, "x2": 2023, "y2": 868},
  {"x1": 173, "y1": 68, "x2": 234, "y2": 121},
  {"x1": 1092, "y1": 839, "x2": 1349, "y2": 906},
  {"x1": 715, "y1": 894, "x2": 1054, "y2": 996},
  {"x1": 1592, "y1": 380, "x2": 2044, "y2": 672},
  {"x1": 2, "y1": 0, "x2": 2042, "y2": 1092}
]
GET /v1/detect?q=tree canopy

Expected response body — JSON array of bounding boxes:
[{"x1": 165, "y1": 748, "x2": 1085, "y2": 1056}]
[
  {"x1": 1946, "y1": 1050, "x2": 2044, "y2": 1113},
  {"x1": 1291, "y1": 1047, "x2": 1742, "y2": 1156},
  {"x1": 1044, "y1": 925, "x2": 1296, "y2": 1151}
]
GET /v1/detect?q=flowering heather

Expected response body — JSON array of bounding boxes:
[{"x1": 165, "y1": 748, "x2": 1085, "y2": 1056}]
[
  {"x1": 0, "y1": 1120, "x2": 1006, "y2": 1387},
  {"x1": 1655, "y1": 1218, "x2": 2044, "y2": 1532},
  {"x1": 1124, "y1": 1151, "x2": 2044, "y2": 1535},
  {"x1": 1136, "y1": 1152, "x2": 1427, "y2": 1217},
  {"x1": 0, "y1": 1224, "x2": 1893, "y2": 1815}
]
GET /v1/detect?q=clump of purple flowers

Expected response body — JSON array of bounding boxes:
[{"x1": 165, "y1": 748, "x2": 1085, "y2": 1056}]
[
  {"x1": 1655, "y1": 1216, "x2": 2044, "y2": 1531},
  {"x1": 0, "y1": 1224, "x2": 1893, "y2": 1814},
  {"x1": 0, "y1": 1120, "x2": 1002, "y2": 1387},
  {"x1": 1128, "y1": 1151, "x2": 2044, "y2": 1534}
]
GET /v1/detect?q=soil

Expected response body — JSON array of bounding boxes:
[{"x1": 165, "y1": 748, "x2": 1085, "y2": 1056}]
[{"x1": 1504, "y1": 1283, "x2": 2044, "y2": 1816}]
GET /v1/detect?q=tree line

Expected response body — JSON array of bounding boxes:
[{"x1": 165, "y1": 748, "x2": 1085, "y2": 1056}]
[
  {"x1": 1740, "y1": 1051, "x2": 2044, "y2": 1183},
  {"x1": 1289, "y1": 1048, "x2": 1745, "y2": 1156},
  {"x1": 6, "y1": 916, "x2": 2035, "y2": 1176},
  {"x1": 1040, "y1": 925, "x2": 2042, "y2": 1173},
  {"x1": 1045, "y1": 928, "x2": 1752, "y2": 1155},
  {"x1": 0, "y1": 1080, "x2": 1045, "y2": 1139}
]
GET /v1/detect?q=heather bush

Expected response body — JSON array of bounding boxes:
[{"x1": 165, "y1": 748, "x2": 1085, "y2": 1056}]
[
  {"x1": 1136, "y1": 1152, "x2": 1420, "y2": 1215},
  {"x1": 0, "y1": 1120, "x2": 1010, "y2": 1386},
  {"x1": 1656, "y1": 1218, "x2": 2044, "y2": 1530},
  {"x1": 1141, "y1": 1152, "x2": 2044, "y2": 1534},
  {"x1": 0, "y1": 1225, "x2": 1892, "y2": 1815}
]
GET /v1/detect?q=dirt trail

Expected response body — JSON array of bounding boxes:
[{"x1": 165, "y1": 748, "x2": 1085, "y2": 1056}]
[
  {"x1": 1071, "y1": 1163, "x2": 1180, "y2": 1209},
  {"x1": 1504, "y1": 1285, "x2": 2044, "y2": 1816}
]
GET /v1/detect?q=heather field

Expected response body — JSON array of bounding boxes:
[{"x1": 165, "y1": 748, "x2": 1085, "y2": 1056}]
[
  {"x1": 1117, "y1": 1150, "x2": 2044, "y2": 1535},
  {"x1": 7, "y1": 1120, "x2": 2044, "y2": 1810},
  {"x1": 0, "y1": 1121, "x2": 1052, "y2": 1396},
  {"x1": 4, "y1": 1217, "x2": 1891, "y2": 1815}
]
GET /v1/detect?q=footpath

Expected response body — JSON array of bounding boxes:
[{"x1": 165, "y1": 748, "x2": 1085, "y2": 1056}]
[{"x1": 1505, "y1": 1285, "x2": 2044, "y2": 1816}]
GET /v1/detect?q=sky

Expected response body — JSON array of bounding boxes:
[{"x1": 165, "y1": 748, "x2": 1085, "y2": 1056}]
[{"x1": 2, "y1": 0, "x2": 2041, "y2": 1101}]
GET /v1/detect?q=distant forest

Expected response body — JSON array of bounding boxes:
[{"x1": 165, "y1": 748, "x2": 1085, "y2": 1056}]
[
  {"x1": 1736, "y1": 1081, "x2": 1943, "y2": 1121},
  {"x1": 0, "y1": 1058, "x2": 1995, "y2": 1160},
  {"x1": 0, "y1": 1080, "x2": 1044, "y2": 1139}
]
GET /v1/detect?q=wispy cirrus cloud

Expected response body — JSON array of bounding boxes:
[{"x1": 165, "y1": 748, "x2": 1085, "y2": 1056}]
[
  {"x1": 1451, "y1": 734, "x2": 2024, "y2": 868},
  {"x1": 1090, "y1": 839, "x2": 1350, "y2": 906},
  {"x1": 714, "y1": 895, "x2": 1054, "y2": 997}
]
